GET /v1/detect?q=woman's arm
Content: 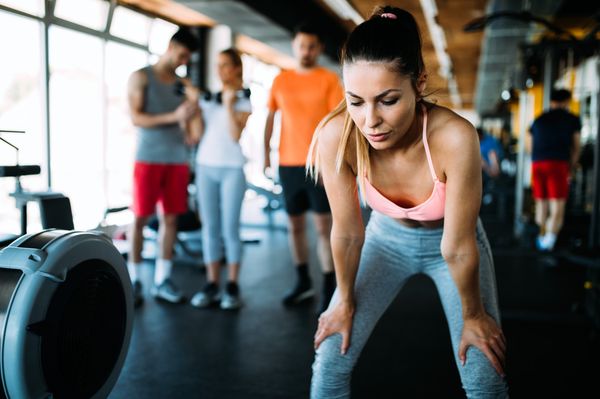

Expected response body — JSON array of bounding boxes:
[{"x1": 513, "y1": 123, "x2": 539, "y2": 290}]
[
  {"x1": 222, "y1": 89, "x2": 251, "y2": 142},
  {"x1": 182, "y1": 81, "x2": 203, "y2": 146},
  {"x1": 439, "y1": 118, "x2": 506, "y2": 376},
  {"x1": 313, "y1": 114, "x2": 365, "y2": 355}
]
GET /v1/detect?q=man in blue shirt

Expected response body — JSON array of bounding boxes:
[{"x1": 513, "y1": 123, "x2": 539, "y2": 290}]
[{"x1": 528, "y1": 89, "x2": 581, "y2": 251}]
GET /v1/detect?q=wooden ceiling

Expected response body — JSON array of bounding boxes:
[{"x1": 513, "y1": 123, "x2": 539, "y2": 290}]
[{"x1": 120, "y1": 0, "x2": 489, "y2": 110}]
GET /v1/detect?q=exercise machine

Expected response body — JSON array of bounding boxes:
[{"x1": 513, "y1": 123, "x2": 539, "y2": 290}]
[{"x1": 0, "y1": 229, "x2": 133, "y2": 398}]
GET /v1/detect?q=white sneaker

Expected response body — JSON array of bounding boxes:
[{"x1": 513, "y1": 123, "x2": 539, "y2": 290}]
[{"x1": 151, "y1": 278, "x2": 184, "y2": 303}]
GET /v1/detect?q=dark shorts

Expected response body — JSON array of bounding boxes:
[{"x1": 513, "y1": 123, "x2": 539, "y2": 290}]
[
  {"x1": 278, "y1": 166, "x2": 330, "y2": 215},
  {"x1": 133, "y1": 162, "x2": 189, "y2": 217},
  {"x1": 531, "y1": 160, "x2": 570, "y2": 200}
]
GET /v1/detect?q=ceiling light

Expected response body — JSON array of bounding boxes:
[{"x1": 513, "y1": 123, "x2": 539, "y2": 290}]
[{"x1": 321, "y1": 0, "x2": 364, "y2": 25}]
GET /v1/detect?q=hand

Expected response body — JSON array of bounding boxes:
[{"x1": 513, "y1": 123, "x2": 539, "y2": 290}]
[
  {"x1": 184, "y1": 132, "x2": 199, "y2": 147},
  {"x1": 314, "y1": 300, "x2": 355, "y2": 355},
  {"x1": 263, "y1": 155, "x2": 272, "y2": 177},
  {"x1": 174, "y1": 101, "x2": 197, "y2": 123},
  {"x1": 184, "y1": 85, "x2": 200, "y2": 103},
  {"x1": 221, "y1": 88, "x2": 236, "y2": 108},
  {"x1": 459, "y1": 313, "x2": 507, "y2": 377}
]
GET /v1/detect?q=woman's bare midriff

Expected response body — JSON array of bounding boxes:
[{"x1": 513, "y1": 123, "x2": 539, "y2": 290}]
[{"x1": 394, "y1": 218, "x2": 443, "y2": 229}]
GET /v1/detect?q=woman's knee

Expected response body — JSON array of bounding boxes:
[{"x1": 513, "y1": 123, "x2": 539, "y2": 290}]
[
  {"x1": 312, "y1": 334, "x2": 355, "y2": 382},
  {"x1": 459, "y1": 348, "x2": 508, "y2": 398}
]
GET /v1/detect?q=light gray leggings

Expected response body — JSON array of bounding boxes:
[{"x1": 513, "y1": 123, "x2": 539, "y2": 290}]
[
  {"x1": 311, "y1": 212, "x2": 509, "y2": 398},
  {"x1": 196, "y1": 165, "x2": 246, "y2": 264}
]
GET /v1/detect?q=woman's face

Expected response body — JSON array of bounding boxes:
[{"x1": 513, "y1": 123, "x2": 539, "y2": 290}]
[
  {"x1": 343, "y1": 60, "x2": 423, "y2": 150},
  {"x1": 217, "y1": 53, "x2": 240, "y2": 84}
]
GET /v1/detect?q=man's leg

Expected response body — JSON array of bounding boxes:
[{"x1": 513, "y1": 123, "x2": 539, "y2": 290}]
[
  {"x1": 289, "y1": 213, "x2": 309, "y2": 265},
  {"x1": 279, "y1": 166, "x2": 314, "y2": 305},
  {"x1": 156, "y1": 212, "x2": 177, "y2": 282},
  {"x1": 532, "y1": 161, "x2": 549, "y2": 250},
  {"x1": 535, "y1": 199, "x2": 549, "y2": 235},
  {"x1": 151, "y1": 212, "x2": 184, "y2": 303},
  {"x1": 283, "y1": 212, "x2": 315, "y2": 305},
  {"x1": 151, "y1": 164, "x2": 188, "y2": 303},
  {"x1": 130, "y1": 215, "x2": 149, "y2": 265},
  {"x1": 129, "y1": 215, "x2": 149, "y2": 307},
  {"x1": 308, "y1": 178, "x2": 335, "y2": 314},
  {"x1": 545, "y1": 199, "x2": 566, "y2": 250},
  {"x1": 313, "y1": 212, "x2": 335, "y2": 314},
  {"x1": 129, "y1": 162, "x2": 161, "y2": 308},
  {"x1": 543, "y1": 162, "x2": 570, "y2": 251}
]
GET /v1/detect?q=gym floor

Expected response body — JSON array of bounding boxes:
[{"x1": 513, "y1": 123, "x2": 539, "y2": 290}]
[{"x1": 110, "y1": 199, "x2": 600, "y2": 398}]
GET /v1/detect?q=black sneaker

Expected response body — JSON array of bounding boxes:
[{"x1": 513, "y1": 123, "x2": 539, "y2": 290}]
[
  {"x1": 191, "y1": 282, "x2": 220, "y2": 308},
  {"x1": 282, "y1": 278, "x2": 314, "y2": 306},
  {"x1": 220, "y1": 281, "x2": 243, "y2": 310},
  {"x1": 151, "y1": 278, "x2": 185, "y2": 303},
  {"x1": 133, "y1": 280, "x2": 144, "y2": 308}
]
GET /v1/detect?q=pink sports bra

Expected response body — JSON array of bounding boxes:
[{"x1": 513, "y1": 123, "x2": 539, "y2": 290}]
[{"x1": 364, "y1": 106, "x2": 446, "y2": 221}]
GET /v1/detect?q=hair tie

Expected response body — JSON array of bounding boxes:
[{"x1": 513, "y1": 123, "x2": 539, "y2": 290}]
[{"x1": 380, "y1": 12, "x2": 397, "y2": 19}]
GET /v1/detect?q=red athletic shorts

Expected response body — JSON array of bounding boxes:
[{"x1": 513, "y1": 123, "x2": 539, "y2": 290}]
[
  {"x1": 132, "y1": 162, "x2": 189, "y2": 217},
  {"x1": 531, "y1": 160, "x2": 570, "y2": 200}
]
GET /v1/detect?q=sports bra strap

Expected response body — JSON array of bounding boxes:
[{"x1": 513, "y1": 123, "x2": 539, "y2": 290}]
[{"x1": 421, "y1": 104, "x2": 438, "y2": 182}]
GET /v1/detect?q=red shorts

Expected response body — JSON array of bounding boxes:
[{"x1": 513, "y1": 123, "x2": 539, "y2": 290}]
[
  {"x1": 531, "y1": 160, "x2": 570, "y2": 200},
  {"x1": 132, "y1": 162, "x2": 189, "y2": 217}
]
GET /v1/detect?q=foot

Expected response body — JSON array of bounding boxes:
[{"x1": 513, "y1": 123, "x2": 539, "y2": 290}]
[
  {"x1": 151, "y1": 278, "x2": 185, "y2": 303},
  {"x1": 282, "y1": 278, "x2": 314, "y2": 306},
  {"x1": 191, "y1": 282, "x2": 220, "y2": 308},
  {"x1": 220, "y1": 281, "x2": 243, "y2": 310},
  {"x1": 536, "y1": 235, "x2": 549, "y2": 252},
  {"x1": 133, "y1": 280, "x2": 144, "y2": 308}
]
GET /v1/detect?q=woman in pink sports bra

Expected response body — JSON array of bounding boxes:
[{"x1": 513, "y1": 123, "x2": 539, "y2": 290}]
[{"x1": 308, "y1": 6, "x2": 508, "y2": 399}]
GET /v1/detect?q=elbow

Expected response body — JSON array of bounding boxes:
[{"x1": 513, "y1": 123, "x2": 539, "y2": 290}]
[
  {"x1": 130, "y1": 115, "x2": 145, "y2": 128},
  {"x1": 440, "y1": 240, "x2": 478, "y2": 267},
  {"x1": 331, "y1": 230, "x2": 364, "y2": 248}
]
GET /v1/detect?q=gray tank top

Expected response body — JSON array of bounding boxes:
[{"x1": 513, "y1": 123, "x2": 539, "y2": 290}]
[{"x1": 135, "y1": 66, "x2": 188, "y2": 164}]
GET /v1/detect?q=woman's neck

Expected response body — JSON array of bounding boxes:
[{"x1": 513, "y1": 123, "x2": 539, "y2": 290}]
[{"x1": 222, "y1": 79, "x2": 243, "y2": 91}]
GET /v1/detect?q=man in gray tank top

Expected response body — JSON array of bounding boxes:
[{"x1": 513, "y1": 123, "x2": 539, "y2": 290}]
[{"x1": 127, "y1": 28, "x2": 202, "y2": 306}]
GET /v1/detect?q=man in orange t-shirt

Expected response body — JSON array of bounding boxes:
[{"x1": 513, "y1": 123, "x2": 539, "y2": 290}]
[{"x1": 264, "y1": 22, "x2": 343, "y2": 314}]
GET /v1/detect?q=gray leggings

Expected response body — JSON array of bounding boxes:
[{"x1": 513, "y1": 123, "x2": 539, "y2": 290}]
[
  {"x1": 311, "y1": 212, "x2": 509, "y2": 398},
  {"x1": 196, "y1": 165, "x2": 246, "y2": 264}
]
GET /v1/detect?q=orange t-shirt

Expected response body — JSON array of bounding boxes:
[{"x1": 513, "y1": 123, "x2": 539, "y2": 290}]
[{"x1": 268, "y1": 67, "x2": 343, "y2": 166}]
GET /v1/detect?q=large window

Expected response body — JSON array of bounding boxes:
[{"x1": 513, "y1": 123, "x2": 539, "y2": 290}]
[
  {"x1": 239, "y1": 54, "x2": 281, "y2": 187},
  {"x1": 49, "y1": 26, "x2": 105, "y2": 229},
  {"x1": 105, "y1": 42, "x2": 147, "y2": 209},
  {"x1": 0, "y1": 0, "x2": 44, "y2": 17},
  {"x1": 0, "y1": 0, "x2": 183, "y2": 234},
  {"x1": 111, "y1": 5, "x2": 152, "y2": 45},
  {"x1": 54, "y1": 0, "x2": 109, "y2": 31},
  {"x1": 0, "y1": 9, "x2": 45, "y2": 234},
  {"x1": 149, "y1": 18, "x2": 178, "y2": 55}
]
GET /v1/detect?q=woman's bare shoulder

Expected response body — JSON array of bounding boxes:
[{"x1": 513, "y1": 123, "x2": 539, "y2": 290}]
[
  {"x1": 318, "y1": 113, "x2": 346, "y2": 148},
  {"x1": 427, "y1": 104, "x2": 477, "y2": 150},
  {"x1": 317, "y1": 111, "x2": 357, "y2": 169}
]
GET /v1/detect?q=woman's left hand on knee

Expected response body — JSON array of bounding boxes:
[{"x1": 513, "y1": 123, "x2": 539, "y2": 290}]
[
  {"x1": 458, "y1": 313, "x2": 507, "y2": 377},
  {"x1": 314, "y1": 300, "x2": 355, "y2": 355}
]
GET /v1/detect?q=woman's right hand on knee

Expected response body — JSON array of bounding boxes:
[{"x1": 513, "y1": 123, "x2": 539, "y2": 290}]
[{"x1": 314, "y1": 300, "x2": 355, "y2": 355}]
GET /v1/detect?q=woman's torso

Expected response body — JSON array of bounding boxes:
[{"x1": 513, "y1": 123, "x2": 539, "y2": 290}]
[
  {"x1": 196, "y1": 94, "x2": 251, "y2": 168},
  {"x1": 360, "y1": 104, "x2": 455, "y2": 228}
]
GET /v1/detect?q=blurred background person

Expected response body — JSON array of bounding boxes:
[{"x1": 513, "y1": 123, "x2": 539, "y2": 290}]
[
  {"x1": 191, "y1": 48, "x2": 251, "y2": 310},
  {"x1": 528, "y1": 88, "x2": 581, "y2": 251}
]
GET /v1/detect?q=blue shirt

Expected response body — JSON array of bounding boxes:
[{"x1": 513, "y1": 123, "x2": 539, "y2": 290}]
[
  {"x1": 529, "y1": 109, "x2": 580, "y2": 162},
  {"x1": 479, "y1": 133, "x2": 503, "y2": 166}
]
